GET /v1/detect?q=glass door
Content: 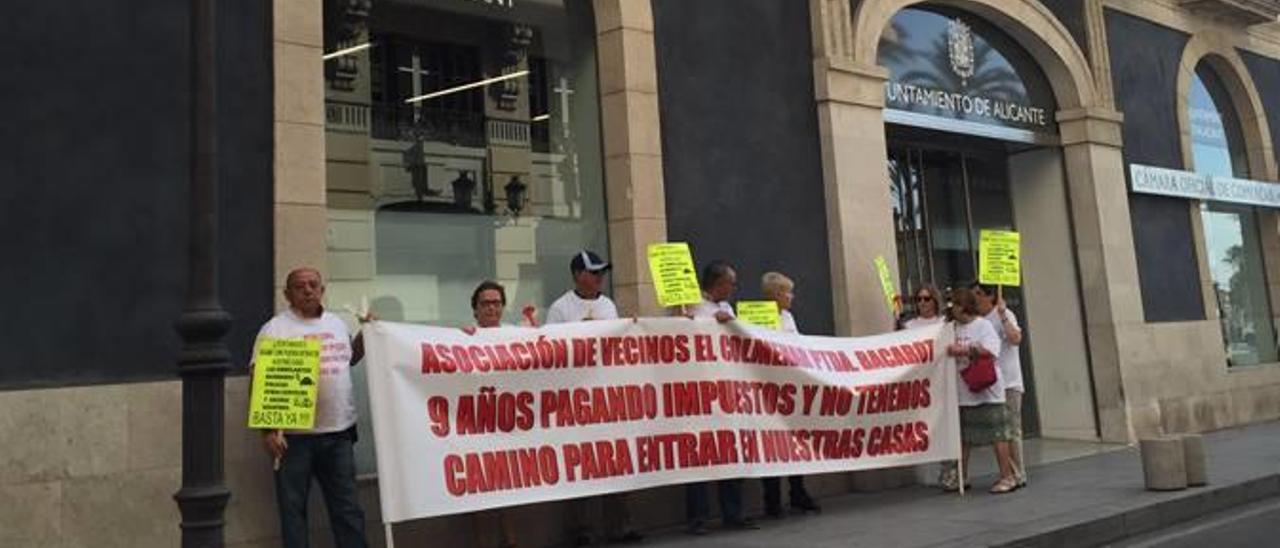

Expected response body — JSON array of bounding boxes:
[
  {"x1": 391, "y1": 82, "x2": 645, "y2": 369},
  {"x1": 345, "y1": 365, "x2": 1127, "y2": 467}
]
[{"x1": 888, "y1": 138, "x2": 1041, "y2": 435}]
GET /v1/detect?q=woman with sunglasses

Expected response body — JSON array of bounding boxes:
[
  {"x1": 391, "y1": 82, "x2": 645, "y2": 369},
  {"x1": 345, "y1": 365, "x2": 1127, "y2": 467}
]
[
  {"x1": 903, "y1": 284, "x2": 945, "y2": 329},
  {"x1": 901, "y1": 284, "x2": 952, "y2": 486}
]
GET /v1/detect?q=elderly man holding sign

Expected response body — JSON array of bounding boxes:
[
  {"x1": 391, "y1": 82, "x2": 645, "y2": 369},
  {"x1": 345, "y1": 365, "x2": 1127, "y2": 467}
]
[
  {"x1": 252, "y1": 267, "x2": 368, "y2": 548},
  {"x1": 682, "y1": 260, "x2": 761, "y2": 534}
]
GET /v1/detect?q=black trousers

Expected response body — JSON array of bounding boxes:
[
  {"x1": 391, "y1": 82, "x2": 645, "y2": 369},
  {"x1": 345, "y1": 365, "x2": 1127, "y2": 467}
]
[{"x1": 761, "y1": 475, "x2": 814, "y2": 513}]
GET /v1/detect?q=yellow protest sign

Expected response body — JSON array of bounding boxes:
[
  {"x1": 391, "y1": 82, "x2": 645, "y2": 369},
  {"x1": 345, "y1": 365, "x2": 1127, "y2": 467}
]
[
  {"x1": 249, "y1": 338, "x2": 321, "y2": 429},
  {"x1": 647, "y1": 242, "x2": 703, "y2": 307},
  {"x1": 979, "y1": 230, "x2": 1021, "y2": 286},
  {"x1": 736, "y1": 300, "x2": 781, "y2": 330},
  {"x1": 874, "y1": 256, "x2": 898, "y2": 315}
]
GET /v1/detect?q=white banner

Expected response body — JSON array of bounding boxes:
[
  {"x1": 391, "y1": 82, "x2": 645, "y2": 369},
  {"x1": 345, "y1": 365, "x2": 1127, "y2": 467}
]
[{"x1": 364, "y1": 318, "x2": 959, "y2": 523}]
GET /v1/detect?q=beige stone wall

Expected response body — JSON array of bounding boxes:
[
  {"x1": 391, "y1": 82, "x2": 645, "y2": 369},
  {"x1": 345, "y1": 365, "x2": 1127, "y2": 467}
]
[
  {"x1": 0, "y1": 379, "x2": 300, "y2": 548},
  {"x1": 1116, "y1": 24, "x2": 1280, "y2": 439},
  {"x1": 595, "y1": 0, "x2": 667, "y2": 318}
]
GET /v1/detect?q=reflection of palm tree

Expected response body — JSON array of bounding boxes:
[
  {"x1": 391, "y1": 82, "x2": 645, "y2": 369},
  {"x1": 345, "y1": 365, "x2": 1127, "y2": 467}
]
[
  {"x1": 901, "y1": 38, "x2": 1022, "y2": 107},
  {"x1": 878, "y1": 20, "x2": 913, "y2": 65},
  {"x1": 1224, "y1": 244, "x2": 1247, "y2": 335}
]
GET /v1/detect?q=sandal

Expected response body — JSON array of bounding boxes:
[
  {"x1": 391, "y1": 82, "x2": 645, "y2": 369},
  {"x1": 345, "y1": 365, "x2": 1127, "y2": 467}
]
[{"x1": 989, "y1": 476, "x2": 1019, "y2": 494}]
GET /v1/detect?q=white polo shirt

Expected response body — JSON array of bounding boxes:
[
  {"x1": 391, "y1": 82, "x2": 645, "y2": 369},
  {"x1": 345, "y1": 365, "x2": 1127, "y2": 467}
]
[
  {"x1": 253, "y1": 308, "x2": 357, "y2": 434},
  {"x1": 985, "y1": 308, "x2": 1024, "y2": 393},
  {"x1": 545, "y1": 290, "x2": 619, "y2": 324},
  {"x1": 691, "y1": 297, "x2": 734, "y2": 320},
  {"x1": 780, "y1": 309, "x2": 799, "y2": 334}
]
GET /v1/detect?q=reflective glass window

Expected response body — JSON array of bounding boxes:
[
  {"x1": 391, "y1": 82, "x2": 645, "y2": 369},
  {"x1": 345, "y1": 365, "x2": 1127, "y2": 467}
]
[
  {"x1": 1189, "y1": 62, "x2": 1278, "y2": 367},
  {"x1": 322, "y1": 0, "x2": 607, "y2": 473}
]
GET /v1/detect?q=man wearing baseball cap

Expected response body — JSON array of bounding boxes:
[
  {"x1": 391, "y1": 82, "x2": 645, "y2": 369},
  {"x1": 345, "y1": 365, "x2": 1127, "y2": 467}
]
[
  {"x1": 546, "y1": 250, "x2": 642, "y2": 545},
  {"x1": 545, "y1": 250, "x2": 619, "y2": 324}
]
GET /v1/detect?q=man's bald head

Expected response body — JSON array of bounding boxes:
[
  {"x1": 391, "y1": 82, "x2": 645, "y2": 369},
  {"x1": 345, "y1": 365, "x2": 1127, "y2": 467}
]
[
  {"x1": 286, "y1": 267, "x2": 323, "y2": 287},
  {"x1": 284, "y1": 267, "x2": 325, "y2": 318}
]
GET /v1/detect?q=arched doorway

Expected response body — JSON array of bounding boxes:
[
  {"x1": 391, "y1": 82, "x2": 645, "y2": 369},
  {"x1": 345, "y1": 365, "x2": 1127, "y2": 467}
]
[
  {"x1": 813, "y1": 0, "x2": 1138, "y2": 442},
  {"x1": 876, "y1": 4, "x2": 1084, "y2": 440}
]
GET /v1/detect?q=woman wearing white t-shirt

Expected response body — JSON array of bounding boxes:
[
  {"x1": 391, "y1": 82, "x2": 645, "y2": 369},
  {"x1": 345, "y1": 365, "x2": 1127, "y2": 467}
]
[
  {"x1": 758, "y1": 272, "x2": 820, "y2": 517},
  {"x1": 903, "y1": 284, "x2": 945, "y2": 330},
  {"x1": 947, "y1": 287, "x2": 1019, "y2": 494},
  {"x1": 463, "y1": 281, "x2": 520, "y2": 548},
  {"x1": 901, "y1": 283, "x2": 953, "y2": 487}
]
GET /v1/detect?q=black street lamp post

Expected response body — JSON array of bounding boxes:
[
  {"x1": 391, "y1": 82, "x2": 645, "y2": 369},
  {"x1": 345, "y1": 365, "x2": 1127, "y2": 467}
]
[{"x1": 173, "y1": 0, "x2": 232, "y2": 545}]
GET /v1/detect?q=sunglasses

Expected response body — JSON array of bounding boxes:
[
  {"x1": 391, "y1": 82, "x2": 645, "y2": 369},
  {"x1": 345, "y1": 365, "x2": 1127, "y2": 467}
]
[{"x1": 915, "y1": 295, "x2": 934, "y2": 303}]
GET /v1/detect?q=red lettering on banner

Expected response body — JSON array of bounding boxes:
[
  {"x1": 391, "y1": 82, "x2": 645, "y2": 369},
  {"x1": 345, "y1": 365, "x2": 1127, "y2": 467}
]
[
  {"x1": 421, "y1": 339, "x2": 574, "y2": 375},
  {"x1": 596, "y1": 335, "x2": 693, "y2": 366},
  {"x1": 752, "y1": 425, "x2": 926, "y2": 463},
  {"x1": 571, "y1": 338, "x2": 593, "y2": 368},
  {"x1": 818, "y1": 386, "x2": 855, "y2": 416},
  {"x1": 538, "y1": 384, "x2": 660, "y2": 428},
  {"x1": 854, "y1": 339, "x2": 935, "y2": 370},
  {"x1": 633, "y1": 430, "x2": 739, "y2": 472},
  {"x1": 442, "y1": 445, "x2": 560, "y2": 496},
  {"x1": 693, "y1": 335, "x2": 716, "y2": 361},
  {"x1": 864, "y1": 421, "x2": 930, "y2": 457},
  {"x1": 757, "y1": 428, "x2": 868, "y2": 462},
  {"x1": 660, "y1": 381, "x2": 798, "y2": 417},
  {"x1": 428, "y1": 396, "x2": 450, "y2": 437},
  {"x1": 855, "y1": 379, "x2": 932, "y2": 415},
  {"x1": 562, "y1": 439, "x2": 634, "y2": 482},
  {"x1": 455, "y1": 388, "x2": 535, "y2": 435}
]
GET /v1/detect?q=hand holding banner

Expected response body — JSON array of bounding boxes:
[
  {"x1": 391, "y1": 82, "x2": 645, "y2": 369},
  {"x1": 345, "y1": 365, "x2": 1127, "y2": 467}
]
[
  {"x1": 647, "y1": 242, "x2": 702, "y2": 307},
  {"x1": 979, "y1": 230, "x2": 1021, "y2": 286},
  {"x1": 249, "y1": 338, "x2": 321, "y2": 429},
  {"x1": 736, "y1": 301, "x2": 781, "y2": 329}
]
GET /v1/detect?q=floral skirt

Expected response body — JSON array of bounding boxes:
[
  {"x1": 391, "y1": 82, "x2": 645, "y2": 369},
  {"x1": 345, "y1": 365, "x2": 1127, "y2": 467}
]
[{"x1": 961, "y1": 403, "x2": 1015, "y2": 446}]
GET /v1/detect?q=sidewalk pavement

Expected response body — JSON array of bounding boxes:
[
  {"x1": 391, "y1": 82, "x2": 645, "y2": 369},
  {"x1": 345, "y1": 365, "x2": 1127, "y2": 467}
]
[{"x1": 640, "y1": 420, "x2": 1280, "y2": 548}]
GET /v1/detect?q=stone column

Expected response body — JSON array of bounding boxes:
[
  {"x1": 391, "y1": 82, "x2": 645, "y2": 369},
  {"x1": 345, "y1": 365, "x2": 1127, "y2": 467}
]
[
  {"x1": 274, "y1": 0, "x2": 328, "y2": 298},
  {"x1": 1058, "y1": 107, "x2": 1143, "y2": 443},
  {"x1": 594, "y1": 0, "x2": 667, "y2": 317},
  {"x1": 810, "y1": 0, "x2": 899, "y2": 336}
]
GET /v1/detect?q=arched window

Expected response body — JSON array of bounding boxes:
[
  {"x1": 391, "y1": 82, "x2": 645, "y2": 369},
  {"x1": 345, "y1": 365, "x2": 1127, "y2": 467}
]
[{"x1": 1189, "y1": 60, "x2": 1277, "y2": 366}]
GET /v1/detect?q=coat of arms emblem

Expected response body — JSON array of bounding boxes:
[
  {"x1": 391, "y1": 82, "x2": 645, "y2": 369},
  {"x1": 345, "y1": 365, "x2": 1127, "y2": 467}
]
[{"x1": 947, "y1": 18, "x2": 975, "y2": 85}]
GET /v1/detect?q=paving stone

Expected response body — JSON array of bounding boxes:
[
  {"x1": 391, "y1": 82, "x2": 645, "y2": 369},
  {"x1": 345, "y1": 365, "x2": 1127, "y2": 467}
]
[{"x1": 639, "y1": 421, "x2": 1280, "y2": 548}]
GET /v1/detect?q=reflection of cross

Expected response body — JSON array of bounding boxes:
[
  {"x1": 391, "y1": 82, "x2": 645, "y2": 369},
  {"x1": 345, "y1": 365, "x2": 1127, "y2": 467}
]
[
  {"x1": 552, "y1": 77, "x2": 574, "y2": 133},
  {"x1": 399, "y1": 51, "x2": 430, "y2": 121}
]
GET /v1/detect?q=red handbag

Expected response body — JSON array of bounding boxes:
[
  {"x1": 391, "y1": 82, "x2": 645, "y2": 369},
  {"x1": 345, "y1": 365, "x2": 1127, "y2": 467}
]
[{"x1": 961, "y1": 353, "x2": 997, "y2": 392}]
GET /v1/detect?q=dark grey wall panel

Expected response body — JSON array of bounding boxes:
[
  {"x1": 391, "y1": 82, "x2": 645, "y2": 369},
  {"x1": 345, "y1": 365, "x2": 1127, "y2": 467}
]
[
  {"x1": 1106, "y1": 9, "x2": 1203, "y2": 322},
  {"x1": 0, "y1": 2, "x2": 274, "y2": 389},
  {"x1": 1040, "y1": 0, "x2": 1089, "y2": 60},
  {"x1": 1240, "y1": 50, "x2": 1280, "y2": 175},
  {"x1": 652, "y1": 0, "x2": 834, "y2": 335}
]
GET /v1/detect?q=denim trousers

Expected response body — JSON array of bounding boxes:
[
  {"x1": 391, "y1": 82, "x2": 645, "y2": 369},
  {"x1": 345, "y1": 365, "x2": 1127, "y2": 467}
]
[
  {"x1": 686, "y1": 479, "x2": 744, "y2": 525},
  {"x1": 276, "y1": 427, "x2": 367, "y2": 548}
]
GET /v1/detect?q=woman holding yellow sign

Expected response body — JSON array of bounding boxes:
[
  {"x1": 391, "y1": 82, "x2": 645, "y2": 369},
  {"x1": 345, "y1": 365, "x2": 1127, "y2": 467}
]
[{"x1": 758, "y1": 272, "x2": 822, "y2": 518}]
